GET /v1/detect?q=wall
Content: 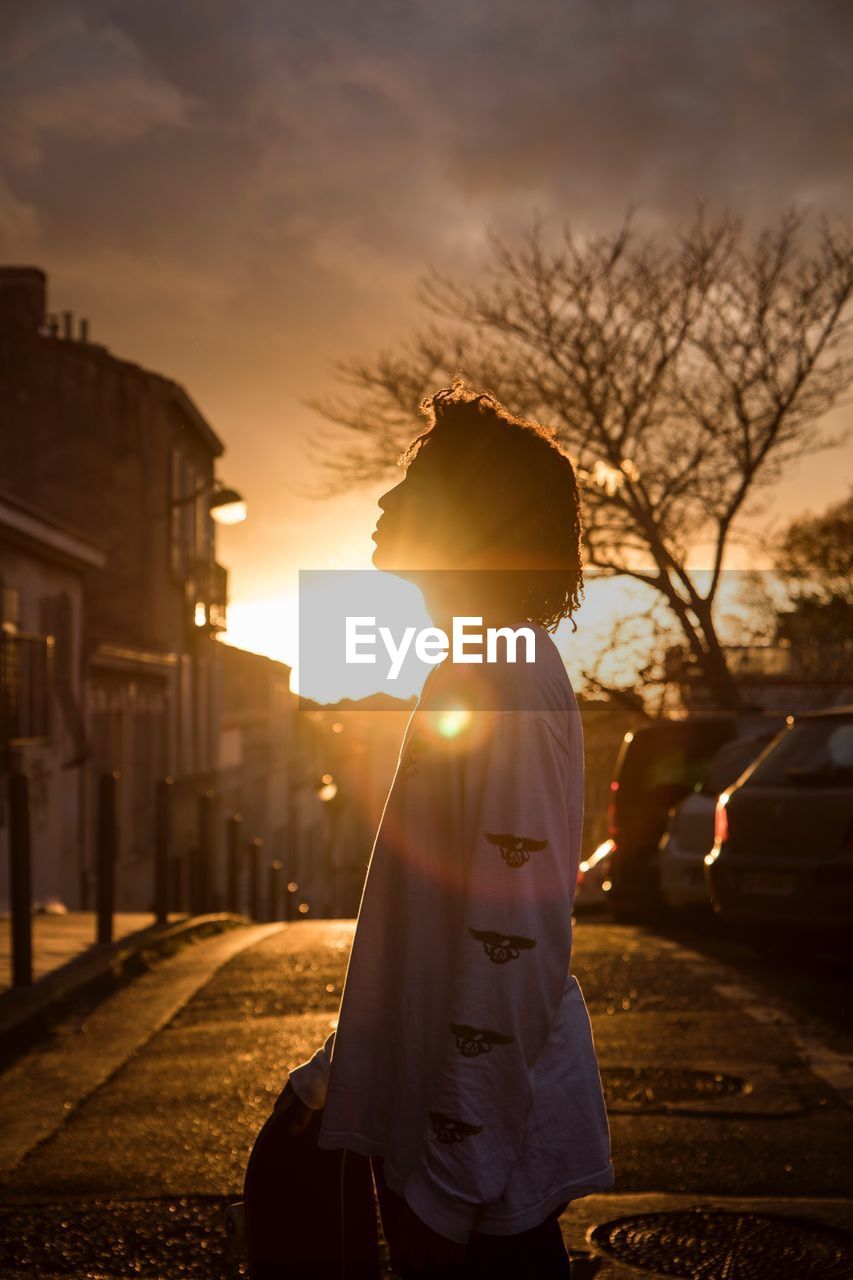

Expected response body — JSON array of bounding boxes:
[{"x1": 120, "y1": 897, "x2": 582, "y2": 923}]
[{"x1": 0, "y1": 542, "x2": 88, "y2": 909}]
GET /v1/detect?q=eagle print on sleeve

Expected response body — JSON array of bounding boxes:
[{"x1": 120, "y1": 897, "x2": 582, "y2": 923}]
[
  {"x1": 468, "y1": 927, "x2": 538, "y2": 964},
  {"x1": 484, "y1": 831, "x2": 549, "y2": 868},
  {"x1": 430, "y1": 1111, "x2": 485, "y2": 1145},
  {"x1": 450, "y1": 1022, "x2": 515, "y2": 1057}
]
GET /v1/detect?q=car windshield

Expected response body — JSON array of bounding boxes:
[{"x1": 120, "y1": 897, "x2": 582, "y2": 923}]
[
  {"x1": 701, "y1": 737, "x2": 773, "y2": 795},
  {"x1": 618, "y1": 721, "x2": 734, "y2": 799},
  {"x1": 746, "y1": 718, "x2": 853, "y2": 788}
]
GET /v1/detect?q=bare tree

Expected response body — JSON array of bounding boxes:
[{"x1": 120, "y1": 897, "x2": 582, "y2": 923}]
[
  {"x1": 579, "y1": 604, "x2": 683, "y2": 720},
  {"x1": 311, "y1": 210, "x2": 853, "y2": 709}
]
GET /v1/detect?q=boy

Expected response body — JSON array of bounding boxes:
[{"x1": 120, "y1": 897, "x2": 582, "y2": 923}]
[{"x1": 283, "y1": 385, "x2": 613, "y2": 1278}]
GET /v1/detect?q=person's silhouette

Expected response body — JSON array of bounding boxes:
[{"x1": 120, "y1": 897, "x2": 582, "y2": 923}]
[{"x1": 285, "y1": 383, "x2": 613, "y2": 1278}]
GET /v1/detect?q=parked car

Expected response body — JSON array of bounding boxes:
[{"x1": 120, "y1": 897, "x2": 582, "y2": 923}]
[
  {"x1": 657, "y1": 731, "x2": 784, "y2": 910},
  {"x1": 597, "y1": 714, "x2": 785, "y2": 920},
  {"x1": 705, "y1": 706, "x2": 853, "y2": 926},
  {"x1": 575, "y1": 838, "x2": 617, "y2": 912}
]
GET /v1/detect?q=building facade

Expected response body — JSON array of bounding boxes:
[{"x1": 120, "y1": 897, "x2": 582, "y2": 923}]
[
  {"x1": 0, "y1": 493, "x2": 105, "y2": 910},
  {"x1": 218, "y1": 644, "x2": 335, "y2": 919},
  {"x1": 0, "y1": 265, "x2": 230, "y2": 910}
]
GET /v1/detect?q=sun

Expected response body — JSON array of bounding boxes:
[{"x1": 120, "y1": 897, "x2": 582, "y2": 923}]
[{"x1": 218, "y1": 592, "x2": 299, "y2": 673}]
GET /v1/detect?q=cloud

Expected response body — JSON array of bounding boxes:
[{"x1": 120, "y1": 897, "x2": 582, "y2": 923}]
[
  {"x1": 0, "y1": 9, "x2": 192, "y2": 170},
  {"x1": 4, "y1": 1, "x2": 849, "y2": 285},
  {"x1": 0, "y1": 0, "x2": 849, "y2": 598},
  {"x1": 0, "y1": 178, "x2": 40, "y2": 242}
]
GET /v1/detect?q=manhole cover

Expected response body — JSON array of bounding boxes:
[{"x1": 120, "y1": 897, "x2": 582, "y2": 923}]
[
  {"x1": 602, "y1": 1067, "x2": 747, "y2": 1110},
  {"x1": 0, "y1": 1197, "x2": 245, "y2": 1278},
  {"x1": 589, "y1": 1209, "x2": 853, "y2": 1279}
]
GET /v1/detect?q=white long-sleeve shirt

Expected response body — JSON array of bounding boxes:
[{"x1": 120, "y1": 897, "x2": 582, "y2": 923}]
[{"x1": 288, "y1": 624, "x2": 613, "y2": 1243}]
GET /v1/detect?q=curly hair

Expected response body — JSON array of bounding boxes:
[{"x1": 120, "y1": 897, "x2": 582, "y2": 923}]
[{"x1": 400, "y1": 382, "x2": 584, "y2": 632}]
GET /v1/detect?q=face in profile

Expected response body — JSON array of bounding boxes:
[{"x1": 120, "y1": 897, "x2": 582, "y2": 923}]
[
  {"x1": 371, "y1": 457, "x2": 456, "y2": 574},
  {"x1": 371, "y1": 452, "x2": 528, "y2": 626},
  {"x1": 369, "y1": 385, "x2": 584, "y2": 634}
]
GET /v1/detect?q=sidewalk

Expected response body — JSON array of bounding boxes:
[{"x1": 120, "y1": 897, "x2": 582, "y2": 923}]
[
  {"x1": 0, "y1": 921, "x2": 283, "y2": 1182},
  {"x1": 0, "y1": 912, "x2": 188, "y2": 993},
  {"x1": 0, "y1": 911, "x2": 250, "y2": 1072}
]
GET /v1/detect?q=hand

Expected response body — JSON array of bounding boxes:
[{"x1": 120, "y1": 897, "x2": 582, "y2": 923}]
[
  {"x1": 389, "y1": 1197, "x2": 467, "y2": 1278},
  {"x1": 272, "y1": 1080, "x2": 314, "y2": 1136}
]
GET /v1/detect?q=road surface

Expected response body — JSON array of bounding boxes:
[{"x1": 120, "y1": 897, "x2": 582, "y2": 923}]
[{"x1": 0, "y1": 916, "x2": 851, "y2": 1278}]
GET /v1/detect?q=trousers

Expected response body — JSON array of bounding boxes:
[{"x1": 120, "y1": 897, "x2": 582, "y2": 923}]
[{"x1": 370, "y1": 1156, "x2": 572, "y2": 1280}]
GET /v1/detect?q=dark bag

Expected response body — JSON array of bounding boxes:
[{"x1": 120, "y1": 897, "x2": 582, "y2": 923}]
[{"x1": 243, "y1": 1100, "x2": 381, "y2": 1280}]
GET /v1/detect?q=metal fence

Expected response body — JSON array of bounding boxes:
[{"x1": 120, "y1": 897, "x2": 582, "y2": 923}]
[{"x1": 0, "y1": 631, "x2": 53, "y2": 747}]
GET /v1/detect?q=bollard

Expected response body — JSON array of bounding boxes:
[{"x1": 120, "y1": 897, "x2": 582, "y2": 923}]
[
  {"x1": 226, "y1": 813, "x2": 243, "y2": 914},
  {"x1": 193, "y1": 790, "x2": 215, "y2": 915},
  {"x1": 188, "y1": 847, "x2": 199, "y2": 915},
  {"x1": 248, "y1": 836, "x2": 263, "y2": 921},
  {"x1": 96, "y1": 771, "x2": 120, "y2": 946},
  {"x1": 169, "y1": 854, "x2": 184, "y2": 916},
  {"x1": 282, "y1": 845, "x2": 294, "y2": 922},
  {"x1": 268, "y1": 859, "x2": 283, "y2": 922},
  {"x1": 8, "y1": 768, "x2": 33, "y2": 987},
  {"x1": 154, "y1": 776, "x2": 174, "y2": 925}
]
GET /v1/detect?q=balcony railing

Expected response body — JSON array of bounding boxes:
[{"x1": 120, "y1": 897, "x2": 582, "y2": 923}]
[
  {"x1": 0, "y1": 631, "x2": 53, "y2": 747},
  {"x1": 191, "y1": 559, "x2": 228, "y2": 634}
]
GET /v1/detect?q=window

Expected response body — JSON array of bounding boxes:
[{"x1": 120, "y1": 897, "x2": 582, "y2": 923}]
[
  {"x1": 747, "y1": 718, "x2": 853, "y2": 788},
  {"x1": 701, "y1": 737, "x2": 775, "y2": 796},
  {"x1": 1, "y1": 584, "x2": 21, "y2": 634},
  {"x1": 169, "y1": 448, "x2": 184, "y2": 576},
  {"x1": 618, "y1": 721, "x2": 735, "y2": 799}
]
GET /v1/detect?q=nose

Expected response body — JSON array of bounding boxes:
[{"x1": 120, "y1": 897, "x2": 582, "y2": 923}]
[{"x1": 377, "y1": 480, "x2": 404, "y2": 512}]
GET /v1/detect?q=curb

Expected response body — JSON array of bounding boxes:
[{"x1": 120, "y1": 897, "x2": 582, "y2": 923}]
[{"x1": 0, "y1": 913, "x2": 251, "y2": 1071}]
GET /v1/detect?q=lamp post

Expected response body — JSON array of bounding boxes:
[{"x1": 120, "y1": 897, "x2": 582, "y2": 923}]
[
  {"x1": 167, "y1": 479, "x2": 245, "y2": 898},
  {"x1": 169, "y1": 479, "x2": 247, "y2": 526}
]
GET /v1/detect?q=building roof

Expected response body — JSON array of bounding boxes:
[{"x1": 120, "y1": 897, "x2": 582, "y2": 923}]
[
  {"x1": 0, "y1": 264, "x2": 225, "y2": 458},
  {"x1": 0, "y1": 488, "x2": 107, "y2": 571},
  {"x1": 166, "y1": 379, "x2": 224, "y2": 458},
  {"x1": 43, "y1": 339, "x2": 225, "y2": 459}
]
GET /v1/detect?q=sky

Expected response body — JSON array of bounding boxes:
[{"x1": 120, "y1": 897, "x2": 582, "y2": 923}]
[{"x1": 2, "y1": 1, "x2": 851, "y2": 684}]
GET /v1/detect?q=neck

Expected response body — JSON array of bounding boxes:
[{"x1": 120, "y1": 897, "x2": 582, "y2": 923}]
[{"x1": 418, "y1": 576, "x2": 531, "y2": 635}]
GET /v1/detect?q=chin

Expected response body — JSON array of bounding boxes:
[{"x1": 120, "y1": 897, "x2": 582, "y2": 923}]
[
  {"x1": 372, "y1": 534, "x2": 403, "y2": 571},
  {"x1": 372, "y1": 548, "x2": 401, "y2": 573},
  {"x1": 372, "y1": 545, "x2": 417, "y2": 578}
]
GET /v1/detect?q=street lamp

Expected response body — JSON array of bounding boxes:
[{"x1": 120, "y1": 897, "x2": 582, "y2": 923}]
[
  {"x1": 208, "y1": 487, "x2": 247, "y2": 526},
  {"x1": 170, "y1": 480, "x2": 247, "y2": 525}
]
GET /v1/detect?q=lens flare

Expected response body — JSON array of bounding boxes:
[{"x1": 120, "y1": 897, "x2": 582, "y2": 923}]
[{"x1": 437, "y1": 708, "x2": 472, "y2": 739}]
